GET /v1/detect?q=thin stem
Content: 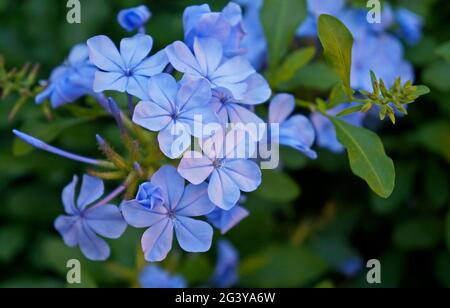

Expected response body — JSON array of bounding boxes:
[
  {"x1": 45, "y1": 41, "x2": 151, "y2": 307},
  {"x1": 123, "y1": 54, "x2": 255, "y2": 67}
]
[
  {"x1": 90, "y1": 184, "x2": 127, "y2": 209},
  {"x1": 13, "y1": 129, "x2": 113, "y2": 168},
  {"x1": 127, "y1": 94, "x2": 135, "y2": 115}
]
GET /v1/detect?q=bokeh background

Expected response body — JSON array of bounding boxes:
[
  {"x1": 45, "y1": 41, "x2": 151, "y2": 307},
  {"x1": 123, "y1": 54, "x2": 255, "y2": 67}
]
[{"x1": 0, "y1": 0, "x2": 449, "y2": 288}]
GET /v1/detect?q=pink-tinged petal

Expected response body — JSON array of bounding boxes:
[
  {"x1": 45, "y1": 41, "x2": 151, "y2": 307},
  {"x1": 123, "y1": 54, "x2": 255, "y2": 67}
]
[
  {"x1": 121, "y1": 200, "x2": 167, "y2": 228},
  {"x1": 120, "y1": 34, "x2": 153, "y2": 69},
  {"x1": 133, "y1": 100, "x2": 172, "y2": 132},
  {"x1": 134, "y1": 50, "x2": 168, "y2": 76},
  {"x1": 269, "y1": 93, "x2": 295, "y2": 123},
  {"x1": 142, "y1": 218, "x2": 174, "y2": 262},
  {"x1": 54, "y1": 215, "x2": 80, "y2": 247},
  {"x1": 165, "y1": 41, "x2": 202, "y2": 75},
  {"x1": 193, "y1": 37, "x2": 223, "y2": 76},
  {"x1": 208, "y1": 169, "x2": 240, "y2": 210},
  {"x1": 178, "y1": 152, "x2": 214, "y2": 185},
  {"x1": 84, "y1": 204, "x2": 127, "y2": 239},
  {"x1": 77, "y1": 175, "x2": 104, "y2": 211},
  {"x1": 175, "y1": 183, "x2": 215, "y2": 216},
  {"x1": 223, "y1": 159, "x2": 262, "y2": 192},
  {"x1": 87, "y1": 35, "x2": 124, "y2": 72},
  {"x1": 62, "y1": 176, "x2": 78, "y2": 215},
  {"x1": 151, "y1": 166, "x2": 185, "y2": 210},
  {"x1": 79, "y1": 222, "x2": 110, "y2": 261},
  {"x1": 93, "y1": 71, "x2": 128, "y2": 93},
  {"x1": 174, "y1": 216, "x2": 213, "y2": 252}
]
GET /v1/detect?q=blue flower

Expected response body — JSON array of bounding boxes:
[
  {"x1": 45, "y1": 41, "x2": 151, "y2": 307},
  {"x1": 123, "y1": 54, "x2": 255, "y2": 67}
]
[
  {"x1": 136, "y1": 182, "x2": 164, "y2": 209},
  {"x1": 118, "y1": 5, "x2": 151, "y2": 32},
  {"x1": 211, "y1": 73, "x2": 271, "y2": 126},
  {"x1": 268, "y1": 94, "x2": 317, "y2": 159},
  {"x1": 121, "y1": 166, "x2": 215, "y2": 262},
  {"x1": 207, "y1": 205, "x2": 249, "y2": 234},
  {"x1": 297, "y1": 0, "x2": 346, "y2": 37},
  {"x1": 211, "y1": 240, "x2": 239, "y2": 288},
  {"x1": 36, "y1": 44, "x2": 96, "y2": 108},
  {"x1": 310, "y1": 103, "x2": 366, "y2": 153},
  {"x1": 338, "y1": 257, "x2": 364, "y2": 278},
  {"x1": 54, "y1": 175, "x2": 127, "y2": 261},
  {"x1": 132, "y1": 73, "x2": 218, "y2": 159},
  {"x1": 178, "y1": 130, "x2": 262, "y2": 210},
  {"x1": 139, "y1": 265, "x2": 187, "y2": 288},
  {"x1": 396, "y1": 8, "x2": 423, "y2": 45},
  {"x1": 165, "y1": 37, "x2": 255, "y2": 100},
  {"x1": 87, "y1": 34, "x2": 168, "y2": 100},
  {"x1": 183, "y1": 3, "x2": 245, "y2": 58}
]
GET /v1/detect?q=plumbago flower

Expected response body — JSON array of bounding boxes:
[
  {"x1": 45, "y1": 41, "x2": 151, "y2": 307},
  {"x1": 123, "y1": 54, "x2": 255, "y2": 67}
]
[
  {"x1": 121, "y1": 166, "x2": 215, "y2": 262},
  {"x1": 207, "y1": 204, "x2": 249, "y2": 234},
  {"x1": 165, "y1": 37, "x2": 255, "y2": 100},
  {"x1": 178, "y1": 130, "x2": 262, "y2": 210},
  {"x1": 268, "y1": 94, "x2": 317, "y2": 159},
  {"x1": 396, "y1": 8, "x2": 423, "y2": 45},
  {"x1": 183, "y1": 3, "x2": 245, "y2": 57},
  {"x1": 132, "y1": 73, "x2": 218, "y2": 158},
  {"x1": 139, "y1": 265, "x2": 187, "y2": 288},
  {"x1": 87, "y1": 34, "x2": 168, "y2": 100},
  {"x1": 118, "y1": 5, "x2": 152, "y2": 33},
  {"x1": 36, "y1": 44, "x2": 96, "y2": 108},
  {"x1": 54, "y1": 175, "x2": 127, "y2": 261}
]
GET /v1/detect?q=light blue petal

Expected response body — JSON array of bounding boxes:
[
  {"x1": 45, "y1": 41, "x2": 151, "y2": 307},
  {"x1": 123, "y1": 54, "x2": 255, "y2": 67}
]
[
  {"x1": 84, "y1": 204, "x2": 127, "y2": 239},
  {"x1": 93, "y1": 71, "x2": 128, "y2": 93},
  {"x1": 279, "y1": 114, "x2": 317, "y2": 159},
  {"x1": 148, "y1": 73, "x2": 178, "y2": 112},
  {"x1": 178, "y1": 152, "x2": 214, "y2": 185},
  {"x1": 240, "y1": 73, "x2": 271, "y2": 105},
  {"x1": 142, "y1": 218, "x2": 174, "y2": 262},
  {"x1": 62, "y1": 175, "x2": 79, "y2": 215},
  {"x1": 127, "y1": 75, "x2": 150, "y2": 100},
  {"x1": 134, "y1": 50, "x2": 168, "y2": 76},
  {"x1": 151, "y1": 165, "x2": 185, "y2": 210},
  {"x1": 68, "y1": 44, "x2": 90, "y2": 66},
  {"x1": 117, "y1": 5, "x2": 151, "y2": 32},
  {"x1": 211, "y1": 240, "x2": 239, "y2": 287},
  {"x1": 176, "y1": 77, "x2": 212, "y2": 110},
  {"x1": 120, "y1": 34, "x2": 153, "y2": 69},
  {"x1": 165, "y1": 41, "x2": 202, "y2": 75},
  {"x1": 174, "y1": 216, "x2": 213, "y2": 252},
  {"x1": 226, "y1": 103, "x2": 264, "y2": 126},
  {"x1": 307, "y1": 0, "x2": 345, "y2": 17},
  {"x1": 158, "y1": 122, "x2": 191, "y2": 159},
  {"x1": 178, "y1": 106, "x2": 219, "y2": 138},
  {"x1": 183, "y1": 4, "x2": 211, "y2": 35},
  {"x1": 175, "y1": 183, "x2": 215, "y2": 216},
  {"x1": 87, "y1": 35, "x2": 124, "y2": 72},
  {"x1": 193, "y1": 37, "x2": 223, "y2": 76},
  {"x1": 207, "y1": 205, "x2": 249, "y2": 234},
  {"x1": 76, "y1": 175, "x2": 104, "y2": 211},
  {"x1": 208, "y1": 169, "x2": 240, "y2": 210},
  {"x1": 139, "y1": 265, "x2": 187, "y2": 288},
  {"x1": 54, "y1": 215, "x2": 80, "y2": 247},
  {"x1": 269, "y1": 93, "x2": 295, "y2": 123},
  {"x1": 223, "y1": 159, "x2": 261, "y2": 192},
  {"x1": 79, "y1": 222, "x2": 110, "y2": 261},
  {"x1": 121, "y1": 200, "x2": 168, "y2": 228},
  {"x1": 133, "y1": 100, "x2": 173, "y2": 132}
]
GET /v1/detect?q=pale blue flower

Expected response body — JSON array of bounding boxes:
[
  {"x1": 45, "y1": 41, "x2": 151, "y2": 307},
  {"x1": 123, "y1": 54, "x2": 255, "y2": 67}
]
[
  {"x1": 268, "y1": 94, "x2": 317, "y2": 159},
  {"x1": 87, "y1": 34, "x2": 168, "y2": 100},
  {"x1": 118, "y1": 5, "x2": 151, "y2": 32},
  {"x1": 207, "y1": 204, "x2": 249, "y2": 234},
  {"x1": 54, "y1": 175, "x2": 127, "y2": 261},
  {"x1": 36, "y1": 44, "x2": 96, "y2": 108},
  {"x1": 178, "y1": 130, "x2": 262, "y2": 210},
  {"x1": 165, "y1": 37, "x2": 255, "y2": 100},
  {"x1": 211, "y1": 240, "x2": 239, "y2": 288},
  {"x1": 396, "y1": 8, "x2": 423, "y2": 45},
  {"x1": 296, "y1": 0, "x2": 346, "y2": 37},
  {"x1": 133, "y1": 73, "x2": 218, "y2": 159},
  {"x1": 139, "y1": 265, "x2": 187, "y2": 288},
  {"x1": 121, "y1": 166, "x2": 215, "y2": 262},
  {"x1": 183, "y1": 3, "x2": 245, "y2": 58}
]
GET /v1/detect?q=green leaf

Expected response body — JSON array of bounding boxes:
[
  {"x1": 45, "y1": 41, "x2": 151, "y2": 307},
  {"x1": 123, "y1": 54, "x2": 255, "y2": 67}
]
[
  {"x1": 330, "y1": 117, "x2": 395, "y2": 198},
  {"x1": 240, "y1": 245, "x2": 328, "y2": 287},
  {"x1": 255, "y1": 170, "x2": 301, "y2": 203},
  {"x1": 261, "y1": 0, "x2": 307, "y2": 69},
  {"x1": 414, "y1": 85, "x2": 431, "y2": 96},
  {"x1": 393, "y1": 218, "x2": 442, "y2": 251},
  {"x1": 278, "y1": 62, "x2": 339, "y2": 91},
  {"x1": 318, "y1": 14, "x2": 354, "y2": 97},
  {"x1": 271, "y1": 47, "x2": 315, "y2": 86},
  {"x1": 414, "y1": 120, "x2": 450, "y2": 163},
  {"x1": 336, "y1": 105, "x2": 363, "y2": 117},
  {"x1": 436, "y1": 41, "x2": 450, "y2": 63}
]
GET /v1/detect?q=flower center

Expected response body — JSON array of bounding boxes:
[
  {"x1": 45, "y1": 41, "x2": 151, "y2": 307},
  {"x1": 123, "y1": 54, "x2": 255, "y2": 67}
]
[
  {"x1": 124, "y1": 68, "x2": 133, "y2": 77},
  {"x1": 213, "y1": 159, "x2": 223, "y2": 169},
  {"x1": 167, "y1": 209, "x2": 177, "y2": 220}
]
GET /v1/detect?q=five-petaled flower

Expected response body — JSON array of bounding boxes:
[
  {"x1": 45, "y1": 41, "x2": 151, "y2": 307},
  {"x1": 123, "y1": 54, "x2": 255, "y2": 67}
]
[
  {"x1": 133, "y1": 73, "x2": 218, "y2": 159},
  {"x1": 121, "y1": 165, "x2": 215, "y2": 262},
  {"x1": 87, "y1": 34, "x2": 168, "y2": 100},
  {"x1": 178, "y1": 130, "x2": 262, "y2": 210},
  {"x1": 54, "y1": 175, "x2": 127, "y2": 261}
]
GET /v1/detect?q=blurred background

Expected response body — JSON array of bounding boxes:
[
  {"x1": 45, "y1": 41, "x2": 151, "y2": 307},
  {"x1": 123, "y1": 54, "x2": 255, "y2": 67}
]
[{"x1": 0, "y1": 0, "x2": 449, "y2": 288}]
